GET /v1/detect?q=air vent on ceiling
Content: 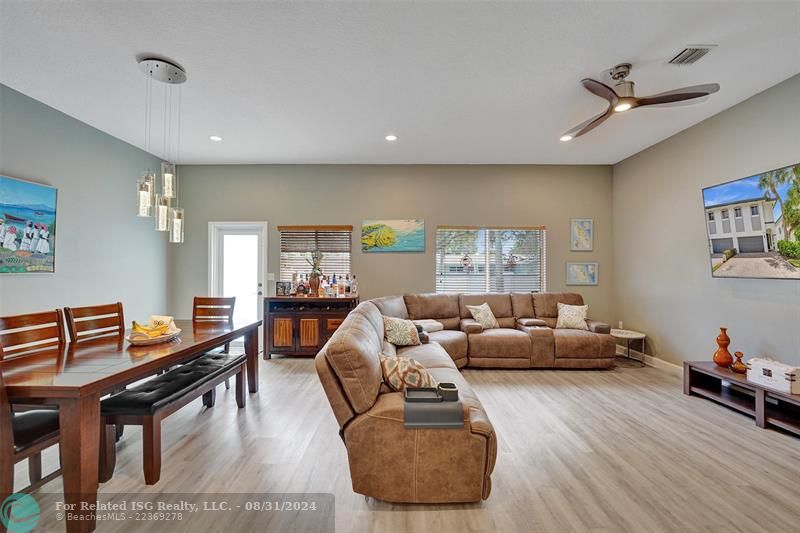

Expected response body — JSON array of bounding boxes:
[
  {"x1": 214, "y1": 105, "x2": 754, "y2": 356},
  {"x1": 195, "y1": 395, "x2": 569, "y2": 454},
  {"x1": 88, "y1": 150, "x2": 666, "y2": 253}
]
[{"x1": 668, "y1": 45, "x2": 716, "y2": 65}]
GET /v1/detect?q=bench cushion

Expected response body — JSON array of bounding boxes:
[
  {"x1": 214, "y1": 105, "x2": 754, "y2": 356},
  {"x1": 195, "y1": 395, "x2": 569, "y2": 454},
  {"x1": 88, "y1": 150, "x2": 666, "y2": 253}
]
[
  {"x1": 12, "y1": 410, "x2": 59, "y2": 451},
  {"x1": 101, "y1": 352, "x2": 245, "y2": 415}
]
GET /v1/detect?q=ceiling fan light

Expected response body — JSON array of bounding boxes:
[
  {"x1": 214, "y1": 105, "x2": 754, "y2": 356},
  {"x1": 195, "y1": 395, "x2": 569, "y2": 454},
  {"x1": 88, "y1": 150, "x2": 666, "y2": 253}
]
[
  {"x1": 614, "y1": 102, "x2": 632, "y2": 112},
  {"x1": 559, "y1": 135, "x2": 573, "y2": 142}
]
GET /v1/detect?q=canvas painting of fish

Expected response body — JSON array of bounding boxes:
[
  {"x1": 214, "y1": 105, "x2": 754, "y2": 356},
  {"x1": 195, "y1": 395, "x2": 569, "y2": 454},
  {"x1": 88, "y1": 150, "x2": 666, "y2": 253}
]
[
  {"x1": 0, "y1": 175, "x2": 57, "y2": 273},
  {"x1": 361, "y1": 219, "x2": 425, "y2": 252}
]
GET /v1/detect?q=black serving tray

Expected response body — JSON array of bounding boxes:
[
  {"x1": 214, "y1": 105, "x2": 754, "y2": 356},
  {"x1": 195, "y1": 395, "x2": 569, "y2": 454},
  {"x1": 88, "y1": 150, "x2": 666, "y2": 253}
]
[{"x1": 404, "y1": 387, "x2": 442, "y2": 403}]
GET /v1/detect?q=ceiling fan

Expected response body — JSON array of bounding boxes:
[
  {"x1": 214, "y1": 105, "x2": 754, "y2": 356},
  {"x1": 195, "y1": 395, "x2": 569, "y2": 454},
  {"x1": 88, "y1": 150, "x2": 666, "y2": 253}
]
[{"x1": 560, "y1": 63, "x2": 720, "y2": 141}]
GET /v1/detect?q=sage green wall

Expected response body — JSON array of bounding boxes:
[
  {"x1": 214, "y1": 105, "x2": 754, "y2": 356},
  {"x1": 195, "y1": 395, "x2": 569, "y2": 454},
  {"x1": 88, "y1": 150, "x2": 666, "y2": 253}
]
[
  {"x1": 612, "y1": 74, "x2": 800, "y2": 365},
  {"x1": 0, "y1": 84, "x2": 167, "y2": 322},
  {"x1": 168, "y1": 165, "x2": 614, "y2": 321}
]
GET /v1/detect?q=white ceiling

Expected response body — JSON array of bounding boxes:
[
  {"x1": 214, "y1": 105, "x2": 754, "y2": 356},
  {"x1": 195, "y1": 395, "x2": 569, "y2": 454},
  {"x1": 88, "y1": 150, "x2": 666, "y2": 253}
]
[{"x1": 1, "y1": 1, "x2": 799, "y2": 165}]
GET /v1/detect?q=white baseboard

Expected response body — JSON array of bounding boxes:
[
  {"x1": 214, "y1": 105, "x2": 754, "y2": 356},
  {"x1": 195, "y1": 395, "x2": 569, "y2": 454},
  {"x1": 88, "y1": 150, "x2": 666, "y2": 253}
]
[{"x1": 615, "y1": 345, "x2": 682, "y2": 376}]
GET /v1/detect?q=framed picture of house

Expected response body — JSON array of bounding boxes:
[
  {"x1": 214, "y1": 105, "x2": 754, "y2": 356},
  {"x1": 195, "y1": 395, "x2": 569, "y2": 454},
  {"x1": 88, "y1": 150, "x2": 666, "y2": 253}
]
[
  {"x1": 570, "y1": 218, "x2": 593, "y2": 251},
  {"x1": 566, "y1": 262, "x2": 598, "y2": 285},
  {"x1": 0, "y1": 175, "x2": 57, "y2": 274}
]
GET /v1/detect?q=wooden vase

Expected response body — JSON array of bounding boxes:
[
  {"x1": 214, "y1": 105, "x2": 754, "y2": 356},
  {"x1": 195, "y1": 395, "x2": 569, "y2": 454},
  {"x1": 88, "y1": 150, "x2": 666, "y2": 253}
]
[
  {"x1": 730, "y1": 351, "x2": 748, "y2": 374},
  {"x1": 309, "y1": 274, "x2": 320, "y2": 296},
  {"x1": 713, "y1": 327, "x2": 733, "y2": 368}
]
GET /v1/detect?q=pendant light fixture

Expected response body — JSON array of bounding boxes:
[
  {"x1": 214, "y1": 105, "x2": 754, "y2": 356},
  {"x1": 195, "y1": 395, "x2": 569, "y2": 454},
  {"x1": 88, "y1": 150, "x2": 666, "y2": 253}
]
[{"x1": 136, "y1": 57, "x2": 187, "y2": 243}]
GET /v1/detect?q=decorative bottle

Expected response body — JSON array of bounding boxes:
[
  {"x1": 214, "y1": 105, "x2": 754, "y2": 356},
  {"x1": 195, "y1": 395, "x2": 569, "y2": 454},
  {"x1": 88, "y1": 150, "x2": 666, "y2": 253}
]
[
  {"x1": 712, "y1": 327, "x2": 733, "y2": 368},
  {"x1": 350, "y1": 275, "x2": 358, "y2": 297}
]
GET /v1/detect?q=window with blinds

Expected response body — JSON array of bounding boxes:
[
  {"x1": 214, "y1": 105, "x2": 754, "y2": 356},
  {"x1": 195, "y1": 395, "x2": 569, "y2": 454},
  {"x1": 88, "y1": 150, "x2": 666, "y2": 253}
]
[
  {"x1": 278, "y1": 226, "x2": 352, "y2": 281},
  {"x1": 435, "y1": 226, "x2": 546, "y2": 294}
]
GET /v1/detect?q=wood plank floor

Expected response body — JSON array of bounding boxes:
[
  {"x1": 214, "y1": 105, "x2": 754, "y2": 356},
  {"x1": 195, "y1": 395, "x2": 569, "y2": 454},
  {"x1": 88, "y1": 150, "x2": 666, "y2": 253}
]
[{"x1": 24, "y1": 357, "x2": 800, "y2": 533}]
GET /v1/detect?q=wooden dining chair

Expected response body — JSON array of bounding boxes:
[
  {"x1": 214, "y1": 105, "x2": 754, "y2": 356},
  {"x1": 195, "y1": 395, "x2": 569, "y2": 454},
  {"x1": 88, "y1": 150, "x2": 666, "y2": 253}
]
[
  {"x1": 0, "y1": 355, "x2": 61, "y2": 498},
  {"x1": 193, "y1": 297, "x2": 236, "y2": 389},
  {"x1": 0, "y1": 310, "x2": 66, "y2": 360},
  {"x1": 64, "y1": 302, "x2": 125, "y2": 343}
]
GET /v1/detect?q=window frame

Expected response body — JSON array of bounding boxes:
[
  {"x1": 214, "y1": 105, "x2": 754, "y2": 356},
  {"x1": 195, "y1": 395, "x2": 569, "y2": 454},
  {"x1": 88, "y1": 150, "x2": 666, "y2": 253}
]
[
  {"x1": 277, "y1": 225, "x2": 353, "y2": 283},
  {"x1": 434, "y1": 226, "x2": 547, "y2": 294}
]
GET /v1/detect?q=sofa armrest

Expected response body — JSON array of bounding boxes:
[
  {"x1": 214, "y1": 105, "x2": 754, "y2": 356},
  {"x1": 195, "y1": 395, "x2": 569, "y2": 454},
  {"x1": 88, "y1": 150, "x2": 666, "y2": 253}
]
[
  {"x1": 460, "y1": 318, "x2": 483, "y2": 334},
  {"x1": 517, "y1": 318, "x2": 548, "y2": 327},
  {"x1": 586, "y1": 319, "x2": 611, "y2": 334}
]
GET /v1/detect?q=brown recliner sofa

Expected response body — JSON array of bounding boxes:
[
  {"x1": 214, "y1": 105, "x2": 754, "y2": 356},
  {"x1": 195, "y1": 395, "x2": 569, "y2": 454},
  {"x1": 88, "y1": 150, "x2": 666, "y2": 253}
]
[
  {"x1": 315, "y1": 291, "x2": 612, "y2": 503},
  {"x1": 316, "y1": 300, "x2": 497, "y2": 503},
  {"x1": 371, "y1": 292, "x2": 615, "y2": 369}
]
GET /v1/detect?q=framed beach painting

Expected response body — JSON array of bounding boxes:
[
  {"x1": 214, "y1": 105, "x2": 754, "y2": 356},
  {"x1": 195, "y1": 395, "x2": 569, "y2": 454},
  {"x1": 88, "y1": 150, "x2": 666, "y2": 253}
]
[
  {"x1": 566, "y1": 262, "x2": 598, "y2": 285},
  {"x1": 570, "y1": 218, "x2": 593, "y2": 251},
  {"x1": 0, "y1": 175, "x2": 57, "y2": 273},
  {"x1": 362, "y1": 219, "x2": 425, "y2": 252}
]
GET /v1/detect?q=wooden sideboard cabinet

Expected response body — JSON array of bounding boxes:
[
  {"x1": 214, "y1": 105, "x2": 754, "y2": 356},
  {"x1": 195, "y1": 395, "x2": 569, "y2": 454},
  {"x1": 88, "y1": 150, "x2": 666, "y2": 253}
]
[{"x1": 263, "y1": 296, "x2": 359, "y2": 358}]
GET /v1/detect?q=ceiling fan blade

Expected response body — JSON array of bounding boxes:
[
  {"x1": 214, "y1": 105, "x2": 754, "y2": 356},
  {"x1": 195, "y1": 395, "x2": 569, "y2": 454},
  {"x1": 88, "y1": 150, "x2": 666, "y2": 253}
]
[
  {"x1": 636, "y1": 83, "x2": 720, "y2": 107},
  {"x1": 562, "y1": 106, "x2": 613, "y2": 138},
  {"x1": 580, "y1": 79, "x2": 619, "y2": 106}
]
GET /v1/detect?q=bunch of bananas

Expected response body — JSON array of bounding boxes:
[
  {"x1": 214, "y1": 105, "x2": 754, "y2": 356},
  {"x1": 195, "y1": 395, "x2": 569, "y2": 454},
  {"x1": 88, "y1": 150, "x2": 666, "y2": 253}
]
[{"x1": 131, "y1": 321, "x2": 171, "y2": 338}]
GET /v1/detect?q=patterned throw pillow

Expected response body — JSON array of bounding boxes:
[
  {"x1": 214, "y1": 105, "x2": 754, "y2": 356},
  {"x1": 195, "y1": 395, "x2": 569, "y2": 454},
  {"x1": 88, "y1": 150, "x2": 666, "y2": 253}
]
[
  {"x1": 466, "y1": 303, "x2": 499, "y2": 329},
  {"x1": 555, "y1": 302, "x2": 589, "y2": 330},
  {"x1": 383, "y1": 316, "x2": 421, "y2": 346},
  {"x1": 380, "y1": 356, "x2": 437, "y2": 391}
]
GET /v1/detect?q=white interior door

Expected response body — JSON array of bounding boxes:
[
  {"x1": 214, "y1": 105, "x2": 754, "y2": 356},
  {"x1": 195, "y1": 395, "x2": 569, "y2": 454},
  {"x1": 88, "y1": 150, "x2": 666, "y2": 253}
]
[{"x1": 209, "y1": 222, "x2": 267, "y2": 348}]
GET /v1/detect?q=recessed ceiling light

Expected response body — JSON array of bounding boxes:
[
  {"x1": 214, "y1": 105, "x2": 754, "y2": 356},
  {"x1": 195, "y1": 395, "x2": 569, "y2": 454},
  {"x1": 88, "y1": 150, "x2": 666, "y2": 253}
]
[
  {"x1": 559, "y1": 135, "x2": 573, "y2": 142},
  {"x1": 209, "y1": 135, "x2": 223, "y2": 142},
  {"x1": 385, "y1": 134, "x2": 398, "y2": 141}
]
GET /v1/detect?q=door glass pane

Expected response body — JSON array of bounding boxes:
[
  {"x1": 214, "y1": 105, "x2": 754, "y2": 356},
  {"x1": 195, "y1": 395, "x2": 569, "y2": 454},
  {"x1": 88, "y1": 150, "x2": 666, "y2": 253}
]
[{"x1": 223, "y1": 234, "x2": 259, "y2": 324}]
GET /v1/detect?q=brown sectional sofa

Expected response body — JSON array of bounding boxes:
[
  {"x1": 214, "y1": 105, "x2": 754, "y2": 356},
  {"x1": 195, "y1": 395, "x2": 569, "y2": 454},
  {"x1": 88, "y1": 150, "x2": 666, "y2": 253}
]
[
  {"x1": 372, "y1": 291, "x2": 616, "y2": 369},
  {"x1": 315, "y1": 292, "x2": 613, "y2": 504}
]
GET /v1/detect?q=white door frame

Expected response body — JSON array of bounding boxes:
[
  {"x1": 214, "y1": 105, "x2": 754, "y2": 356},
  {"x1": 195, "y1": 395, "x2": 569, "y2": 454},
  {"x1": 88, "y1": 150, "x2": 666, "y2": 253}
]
[{"x1": 207, "y1": 221, "x2": 268, "y2": 308}]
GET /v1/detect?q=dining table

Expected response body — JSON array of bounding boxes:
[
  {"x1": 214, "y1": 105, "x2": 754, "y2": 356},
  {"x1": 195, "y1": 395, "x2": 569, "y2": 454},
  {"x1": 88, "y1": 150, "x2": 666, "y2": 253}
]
[{"x1": 2, "y1": 318, "x2": 261, "y2": 533}]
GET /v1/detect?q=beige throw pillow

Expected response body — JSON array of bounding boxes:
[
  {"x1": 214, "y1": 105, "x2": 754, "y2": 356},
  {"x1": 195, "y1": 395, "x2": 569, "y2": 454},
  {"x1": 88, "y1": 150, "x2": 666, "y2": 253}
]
[
  {"x1": 380, "y1": 356, "x2": 437, "y2": 391},
  {"x1": 383, "y1": 316, "x2": 421, "y2": 346},
  {"x1": 556, "y1": 302, "x2": 589, "y2": 330},
  {"x1": 466, "y1": 302, "x2": 499, "y2": 329}
]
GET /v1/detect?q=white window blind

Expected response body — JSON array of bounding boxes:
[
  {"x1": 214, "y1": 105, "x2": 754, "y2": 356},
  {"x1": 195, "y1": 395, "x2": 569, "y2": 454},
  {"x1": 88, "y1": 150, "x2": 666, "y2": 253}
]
[
  {"x1": 278, "y1": 226, "x2": 352, "y2": 282},
  {"x1": 435, "y1": 226, "x2": 546, "y2": 294}
]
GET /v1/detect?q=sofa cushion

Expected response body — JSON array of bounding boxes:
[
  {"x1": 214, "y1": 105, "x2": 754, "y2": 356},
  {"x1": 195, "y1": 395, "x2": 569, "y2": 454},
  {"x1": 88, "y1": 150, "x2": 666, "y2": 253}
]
[
  {"x1": 413, "y1": 319, "x2": 444, "y2": 333},
  {"x1": 468, "y1": 328, "x2": 532, "y2": 358},
  {"x1": 354, "y1": 301, "x2": 385, "y2": 339},
  {"x1": 370, "y1": 295, "x2": 409, "y2": 319},
  {"x1": 324, "y1": 311, "x2": 384, "y2": 414},
  {"x1": 397, "y1": 342, "x2": 458, "y2": 370},
  {"x1": 510, "y1": 292, "x2": 535, "y2": 319},
  {"x1": 426, "y1": 330, "x2": 468, "y2": 361},
  {"x1": 517, "y1": 318, "x2": 548, "y2": 327},
  {"x1": 383, "y1": 316, "x2": 421, "y2": 346},
  {"x1": 459, "y1": 293, "x2": 513, "y2": 319},
  {"x1": 555, "y1": 303, "x2": 589, "y2": 331},
  {"x1": 380, "y1": 356, "x2": 437, "y2": 391},
  {"x1": 403, "y1": 293, "x2": 460, "y2": 329},
  {"x1": 553, "y1": 329, "x2": 616, "y2": 359},
  {"x1": 466, "y1": 302, "x2": 499, "y2": 329},
  {"x1": 404, "y1": 293, "x2": 459, "y2": 319},
  {"x1": 532, "y1": 292, "x2": 584, "y2": 318}
]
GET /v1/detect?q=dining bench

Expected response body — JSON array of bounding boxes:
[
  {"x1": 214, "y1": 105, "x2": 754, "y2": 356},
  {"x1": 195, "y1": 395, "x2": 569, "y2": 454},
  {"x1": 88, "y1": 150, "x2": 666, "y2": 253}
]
[{"x1": 99, "y1": 351, "x2": 247, "y2": 485}]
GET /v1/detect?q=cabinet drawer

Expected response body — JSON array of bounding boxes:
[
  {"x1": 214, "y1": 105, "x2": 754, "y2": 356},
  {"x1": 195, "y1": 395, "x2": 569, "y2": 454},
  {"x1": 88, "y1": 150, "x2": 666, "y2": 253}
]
[{"x1": 326, "y1": 318, "x2": 344, "y2": 332}]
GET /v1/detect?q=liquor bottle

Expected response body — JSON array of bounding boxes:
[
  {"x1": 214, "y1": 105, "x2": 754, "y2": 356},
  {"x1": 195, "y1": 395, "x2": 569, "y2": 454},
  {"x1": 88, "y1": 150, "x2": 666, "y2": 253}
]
[
  {"x1": 297, "y1": 274, "x2": 306, "y2": 295},
  {"x1": 338, "y1": 276, "x2": 345, "y2": 296},
  {"x1": 291, "y1": 272, "x2": 298, "y2": 295},
  {"x1": 344, "y1": 274, "x2": 351, "y2": 295},
  {"x1": 331, "y1": 273, "x2": 338, "y2": 297},
  {"x1": 350, "y1": 275, "x2": 358, "y2": 297}
]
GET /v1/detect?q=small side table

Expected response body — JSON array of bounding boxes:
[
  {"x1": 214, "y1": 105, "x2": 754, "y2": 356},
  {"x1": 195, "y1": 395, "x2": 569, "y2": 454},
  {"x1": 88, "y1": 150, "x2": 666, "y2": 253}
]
[{"x1": 610, "y1": 329, "x2": 646, "y2": 367}]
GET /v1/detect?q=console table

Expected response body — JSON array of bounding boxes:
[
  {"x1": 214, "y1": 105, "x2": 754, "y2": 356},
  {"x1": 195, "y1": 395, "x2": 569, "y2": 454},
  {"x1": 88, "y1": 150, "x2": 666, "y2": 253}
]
[
  {"x1": 264, "y1": 296, "x2": 359, "y2": 359},
  {"x1": 684, "y1": 361, "x2": 800, "y2": 437}
]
